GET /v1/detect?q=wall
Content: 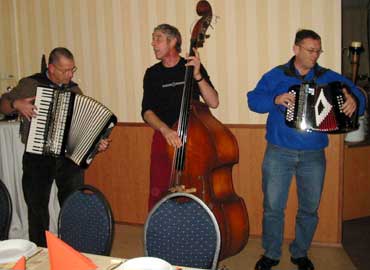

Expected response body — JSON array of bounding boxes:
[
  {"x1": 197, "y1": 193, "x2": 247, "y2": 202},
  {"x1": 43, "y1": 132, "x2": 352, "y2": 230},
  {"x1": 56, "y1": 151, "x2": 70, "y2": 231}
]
[
  {"x1": 0, "y1": 0, "x2": 17, "y2": 92},
  {"x1": 0, "y1": 0, "x2": 342, "y2": 124}
]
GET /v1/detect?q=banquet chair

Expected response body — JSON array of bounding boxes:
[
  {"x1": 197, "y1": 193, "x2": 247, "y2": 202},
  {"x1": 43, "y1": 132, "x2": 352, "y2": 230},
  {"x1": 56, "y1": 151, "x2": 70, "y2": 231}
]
[
  {"x1": 58, "y1": 184, "x2": 114, "y2": 255},
  {"x1": 144, "y1": 192, "x2": 221, "y2": 270},
  {"x1": 0, "y1": 179, "x2": 12, "y2": 240}
]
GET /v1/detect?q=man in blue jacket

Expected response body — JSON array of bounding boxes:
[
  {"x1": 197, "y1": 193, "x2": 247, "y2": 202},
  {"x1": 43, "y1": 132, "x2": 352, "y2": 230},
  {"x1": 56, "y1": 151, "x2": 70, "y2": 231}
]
[{"x1": 247, "y1": 29, "x2": 365, "y2": 270}]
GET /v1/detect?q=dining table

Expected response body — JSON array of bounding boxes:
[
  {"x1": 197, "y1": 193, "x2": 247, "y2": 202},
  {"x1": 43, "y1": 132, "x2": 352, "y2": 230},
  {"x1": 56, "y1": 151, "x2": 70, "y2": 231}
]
[{"x1": 0, "y1": 247, "x2": 205, "y2": 270}]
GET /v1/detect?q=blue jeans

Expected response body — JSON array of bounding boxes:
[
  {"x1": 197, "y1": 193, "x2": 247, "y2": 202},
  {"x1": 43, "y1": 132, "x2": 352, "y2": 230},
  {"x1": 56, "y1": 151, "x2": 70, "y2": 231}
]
[{"x1": 261, "y1": 144, "x2": 325, "y2": 260}]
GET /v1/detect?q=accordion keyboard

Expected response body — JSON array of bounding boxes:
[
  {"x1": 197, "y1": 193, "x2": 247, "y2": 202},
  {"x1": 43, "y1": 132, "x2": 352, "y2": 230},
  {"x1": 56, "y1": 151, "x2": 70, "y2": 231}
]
[{"x1": 26, "y1": 87, "x2": 54, "y2": 154}]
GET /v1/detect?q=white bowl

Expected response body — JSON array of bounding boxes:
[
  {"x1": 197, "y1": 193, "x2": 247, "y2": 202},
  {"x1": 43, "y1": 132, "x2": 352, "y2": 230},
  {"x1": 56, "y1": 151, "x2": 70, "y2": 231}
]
[
  {"x1": 119, "y1": 257, "x2": 172, "y2": 270},
  {"x1": 0, "y1": 239, "x2": 37, "y2": 263}
]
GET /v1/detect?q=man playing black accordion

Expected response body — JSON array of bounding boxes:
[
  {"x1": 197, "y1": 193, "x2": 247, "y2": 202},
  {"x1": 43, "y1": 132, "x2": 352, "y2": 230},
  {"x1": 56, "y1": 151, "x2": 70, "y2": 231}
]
[
  {"x1": 247, "y1": 29, "x2": 366, "y2": 270},
  {"x1": 0, "y1": 47, "x2": 111, "y2": 247}
]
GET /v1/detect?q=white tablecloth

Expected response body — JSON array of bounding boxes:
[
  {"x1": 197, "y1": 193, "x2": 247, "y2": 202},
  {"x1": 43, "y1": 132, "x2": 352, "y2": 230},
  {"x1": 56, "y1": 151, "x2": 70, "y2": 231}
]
[
  {"x1": 0, "y1": 247, "x2": 205, "y2": 270},
  {"x1": 0, "y1": 121, "x2": 59, "y2": 239}
]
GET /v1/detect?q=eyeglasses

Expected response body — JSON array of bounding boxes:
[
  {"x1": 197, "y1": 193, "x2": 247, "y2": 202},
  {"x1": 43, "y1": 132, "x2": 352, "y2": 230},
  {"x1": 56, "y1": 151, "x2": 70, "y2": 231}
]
[
  {"x1": 53, "y1": 65, "x2": 78, "y2": 74},
  {"x1": 298, "y1": 45, "x2": 323, "y2": 55}
]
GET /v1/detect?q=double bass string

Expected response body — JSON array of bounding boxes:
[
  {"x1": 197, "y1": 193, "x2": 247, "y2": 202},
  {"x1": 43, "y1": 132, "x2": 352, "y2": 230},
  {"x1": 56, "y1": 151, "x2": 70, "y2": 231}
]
[
  {"x1": 170, "y1": 62, "x2": 194, "y2": 187},
  {"x1": 170, "y1": 2, "x2": 213, "y2": 190}
]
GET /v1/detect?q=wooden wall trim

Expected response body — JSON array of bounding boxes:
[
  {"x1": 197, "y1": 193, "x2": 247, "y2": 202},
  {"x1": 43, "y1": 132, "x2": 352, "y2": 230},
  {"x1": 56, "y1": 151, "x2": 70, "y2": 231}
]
[
  {"x1": 86, "y1": 124, "x2": 344, "y2": 244},
  {"x1": 117, "y1": 122, "x2": 266, "y2": 128},
  {"x1": 343, "y1": 145, "x2": 370, "y2": 220}
]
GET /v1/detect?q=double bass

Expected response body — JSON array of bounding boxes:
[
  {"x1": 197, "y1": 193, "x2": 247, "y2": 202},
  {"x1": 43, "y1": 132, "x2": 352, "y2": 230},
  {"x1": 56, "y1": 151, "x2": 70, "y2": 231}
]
[{"x1": 167, "y1": 0, "x2": 249, "y2": 260}]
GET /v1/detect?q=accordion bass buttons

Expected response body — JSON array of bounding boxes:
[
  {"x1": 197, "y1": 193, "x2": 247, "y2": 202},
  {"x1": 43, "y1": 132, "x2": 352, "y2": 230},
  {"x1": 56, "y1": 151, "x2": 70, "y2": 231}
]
[
  {"x1": 337, "y1": 95, "x2": 344, "y2": 113},
  {"x1": 285, "y1": 90, "x2": 296, "y2": 122}
]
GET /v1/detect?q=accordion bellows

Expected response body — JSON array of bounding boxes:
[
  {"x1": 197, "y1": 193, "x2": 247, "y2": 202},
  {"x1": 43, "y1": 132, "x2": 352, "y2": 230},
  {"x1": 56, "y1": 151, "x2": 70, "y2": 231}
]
[
  {"x1": 285, "y1": 81, "x2": 359, "y2": 133},
  {"x1": 26, "y1": 86, "x2": 117, "y2": 168}
]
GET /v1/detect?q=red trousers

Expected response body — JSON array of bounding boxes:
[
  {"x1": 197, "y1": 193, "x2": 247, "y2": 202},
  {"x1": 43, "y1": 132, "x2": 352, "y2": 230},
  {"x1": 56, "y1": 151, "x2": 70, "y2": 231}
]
[{"x1": 148, "y1": 131, "x2": 172, "y2": 211}]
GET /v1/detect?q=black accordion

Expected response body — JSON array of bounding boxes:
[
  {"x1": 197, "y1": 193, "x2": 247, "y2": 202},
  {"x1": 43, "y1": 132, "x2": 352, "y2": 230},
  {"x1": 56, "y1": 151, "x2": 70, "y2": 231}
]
[
  {"x1": 25, "y1": 86, "x2": 117, "y2": 168},
  {"x1": 285, "y1": 81, "x2": 359, "y2": 133}
]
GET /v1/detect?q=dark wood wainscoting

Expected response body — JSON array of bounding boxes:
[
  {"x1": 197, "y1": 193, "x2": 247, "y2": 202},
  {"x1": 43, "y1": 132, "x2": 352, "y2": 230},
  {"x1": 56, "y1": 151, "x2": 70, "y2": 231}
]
[{"x1": 86, "y1": 123, "x2": 344, "y2": 244}]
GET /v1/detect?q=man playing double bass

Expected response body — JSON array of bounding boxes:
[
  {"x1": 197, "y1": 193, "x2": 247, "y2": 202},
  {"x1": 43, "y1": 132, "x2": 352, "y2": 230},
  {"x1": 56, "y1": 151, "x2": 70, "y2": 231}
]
[{"x1": 141, "y1": 23, "x2": 219, "y2": 210}]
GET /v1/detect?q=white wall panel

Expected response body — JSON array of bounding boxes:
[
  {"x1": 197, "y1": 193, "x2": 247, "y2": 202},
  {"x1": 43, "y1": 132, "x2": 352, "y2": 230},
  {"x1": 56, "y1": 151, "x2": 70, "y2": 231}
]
[{"x1": 1, "y1": 0, "x2": 341, "y2": 124}]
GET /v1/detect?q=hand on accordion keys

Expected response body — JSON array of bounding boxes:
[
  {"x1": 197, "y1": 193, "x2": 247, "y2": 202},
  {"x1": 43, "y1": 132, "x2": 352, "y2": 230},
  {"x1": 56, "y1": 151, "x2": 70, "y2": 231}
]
[
  {"x1": 97, "y1": 138, "x2": 112, "y2": 152},
  {"x1": 274, "y1": 92, "x2": 295, "y2": 108},
  {"x1": 341, "y1": 88, "x2": 358, "y2": 117},
  {"x1": 11, "y1": 97, "x2": 37, "y2": 121}
]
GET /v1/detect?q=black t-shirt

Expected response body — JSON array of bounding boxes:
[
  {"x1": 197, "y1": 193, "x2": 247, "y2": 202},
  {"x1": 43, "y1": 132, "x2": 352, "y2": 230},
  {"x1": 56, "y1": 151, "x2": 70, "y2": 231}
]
[{"x1": 141, "y1": 57, "x2": 213, "y2": 127}]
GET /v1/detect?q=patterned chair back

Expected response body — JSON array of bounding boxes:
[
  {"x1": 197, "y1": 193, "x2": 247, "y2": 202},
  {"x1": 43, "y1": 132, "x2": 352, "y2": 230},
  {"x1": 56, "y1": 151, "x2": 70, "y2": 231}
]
[
  {"x1": 0, "y1": 179, "x2": 12, "y2": 240},
  {"x1": 58, "y1": 184, "x2": 114, "y2": 255},
  {"x1": 144, "y1": 192, "x2": 221, "y2": 270}
]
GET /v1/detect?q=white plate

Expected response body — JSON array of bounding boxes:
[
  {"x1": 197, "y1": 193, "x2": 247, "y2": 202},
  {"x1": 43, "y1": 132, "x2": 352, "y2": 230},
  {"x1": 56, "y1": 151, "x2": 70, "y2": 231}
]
[
  {"x1": 118, "y1": 257, "x2": 172, "y2": 270},
  {"x1": 0, "y1": 239, "x2": 38, "y2": 264}
]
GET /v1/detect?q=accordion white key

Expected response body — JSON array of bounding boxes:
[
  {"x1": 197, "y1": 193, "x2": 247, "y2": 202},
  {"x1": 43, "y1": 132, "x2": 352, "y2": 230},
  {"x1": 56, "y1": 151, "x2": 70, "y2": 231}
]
[
  {"x1": 285, "y1": 81, "x2": 359, "y2": 133},
  {"x1": 26, "y1": 86, "x2": 117, "y2": 168}
]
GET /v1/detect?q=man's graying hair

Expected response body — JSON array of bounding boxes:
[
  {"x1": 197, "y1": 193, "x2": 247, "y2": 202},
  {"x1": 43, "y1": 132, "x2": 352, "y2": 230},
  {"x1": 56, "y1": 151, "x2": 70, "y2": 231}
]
[
  {"x1": 294, "y1": 29, "x2": 321, "y2": 45},
  {"x1": 154, "y1": 24, "x2": 182, "y2": 53},
  {"x1": 48, "y1": 47, "x2": 74, "y2": 64}
]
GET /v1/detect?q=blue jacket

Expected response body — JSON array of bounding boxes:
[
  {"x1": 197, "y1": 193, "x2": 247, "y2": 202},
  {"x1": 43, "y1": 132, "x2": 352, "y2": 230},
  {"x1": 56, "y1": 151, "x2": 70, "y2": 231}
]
[{"x1": 247, "y1": 58, "x2": 366, "y2": 150}]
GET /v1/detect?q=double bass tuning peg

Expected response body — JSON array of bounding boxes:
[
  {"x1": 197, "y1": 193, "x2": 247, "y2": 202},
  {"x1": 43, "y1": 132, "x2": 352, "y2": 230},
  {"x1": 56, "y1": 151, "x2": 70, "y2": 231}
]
[{"x1": 198, "y1": 33, "x2": 211, "y2": 40}]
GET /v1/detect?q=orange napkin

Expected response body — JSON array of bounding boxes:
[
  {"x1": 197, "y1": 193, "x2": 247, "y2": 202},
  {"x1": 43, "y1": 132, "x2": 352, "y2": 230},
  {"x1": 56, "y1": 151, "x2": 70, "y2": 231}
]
[
  {"x1": 12, "y1": 256, "x2": 25, "y2": 270},
  {"x1": 45, "y1": 231, "x2": 97, "y2": 270}
]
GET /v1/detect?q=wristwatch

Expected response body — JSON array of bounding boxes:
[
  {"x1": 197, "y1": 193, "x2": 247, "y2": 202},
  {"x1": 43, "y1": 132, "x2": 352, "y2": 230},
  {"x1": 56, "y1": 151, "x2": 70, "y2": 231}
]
[{"x1": 195, "y1": 76, "x2": 204, "y2": 83}]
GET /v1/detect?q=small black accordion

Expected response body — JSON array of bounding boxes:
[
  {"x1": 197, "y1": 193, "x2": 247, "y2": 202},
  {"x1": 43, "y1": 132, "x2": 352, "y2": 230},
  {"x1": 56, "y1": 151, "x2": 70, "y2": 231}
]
[
  {"x1": 26, "y1": 86, "x2": 117, "y2": 168},
  {"x1": 285, "y1": 81, "x2": 359, "y2": 133}
]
